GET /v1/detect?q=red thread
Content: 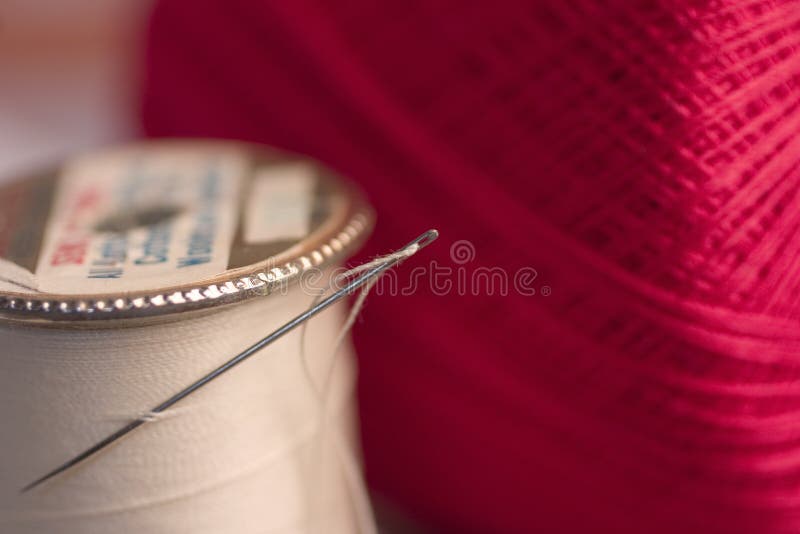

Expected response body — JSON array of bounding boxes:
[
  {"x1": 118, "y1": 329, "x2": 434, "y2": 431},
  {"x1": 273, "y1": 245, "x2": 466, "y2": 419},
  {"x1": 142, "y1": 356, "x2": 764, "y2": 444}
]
[{"x1": 141, "y1": 1, "x2": 800, "y2": 532}]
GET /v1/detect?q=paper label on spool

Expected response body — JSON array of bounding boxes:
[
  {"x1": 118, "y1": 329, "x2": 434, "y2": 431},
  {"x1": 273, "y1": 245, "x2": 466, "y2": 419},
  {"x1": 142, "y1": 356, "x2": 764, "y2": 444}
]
[
  {"x1": 0, "y1": 258, "x2": 38, "y2": 293},
  {"x1": 244, "y1": 163, "x2": 315, "y2": 244},
  {"x1": 32, "y1": 147, "x2": 245, "y2": 293},
  {"x1": 0, "y1": 140, "x2": 372, "y2": 320}
]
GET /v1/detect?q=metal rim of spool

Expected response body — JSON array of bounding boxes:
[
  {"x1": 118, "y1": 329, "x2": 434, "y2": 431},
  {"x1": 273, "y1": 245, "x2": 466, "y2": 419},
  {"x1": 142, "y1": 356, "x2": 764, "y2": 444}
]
[{"x1": 0, "y1": 140, "x2": 374, "y2": 325}]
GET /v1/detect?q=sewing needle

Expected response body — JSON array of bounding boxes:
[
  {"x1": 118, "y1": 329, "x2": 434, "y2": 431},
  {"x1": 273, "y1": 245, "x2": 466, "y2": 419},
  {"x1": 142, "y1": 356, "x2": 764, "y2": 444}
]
[{"x1": 22, "y1": 229, "x2": 438, "y2": 493}]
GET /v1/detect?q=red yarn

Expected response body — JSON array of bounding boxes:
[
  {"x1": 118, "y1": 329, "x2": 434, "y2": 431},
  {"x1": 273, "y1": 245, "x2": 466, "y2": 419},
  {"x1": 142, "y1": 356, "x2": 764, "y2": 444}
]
[{"x1": 141, "y1": 1, "x2": 800, "y2": 532}]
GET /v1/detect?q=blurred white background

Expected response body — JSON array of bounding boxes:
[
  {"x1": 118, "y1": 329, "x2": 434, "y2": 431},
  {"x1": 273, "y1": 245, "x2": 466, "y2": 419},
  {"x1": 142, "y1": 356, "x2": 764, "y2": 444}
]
[{"x1": 0, "y1": 0, "x2": 149, "y2": 183}]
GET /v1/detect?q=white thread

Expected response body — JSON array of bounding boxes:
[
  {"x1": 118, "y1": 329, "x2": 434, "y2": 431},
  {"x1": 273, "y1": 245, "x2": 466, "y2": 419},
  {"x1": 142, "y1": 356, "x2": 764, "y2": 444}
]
[{"x1": 0, "y1": 267, "x2": 376, "y2": 533}]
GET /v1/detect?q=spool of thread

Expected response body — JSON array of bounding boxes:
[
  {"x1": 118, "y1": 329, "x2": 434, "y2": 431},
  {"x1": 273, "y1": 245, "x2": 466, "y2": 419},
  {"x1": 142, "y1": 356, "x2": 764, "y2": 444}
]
[{"x1": 0, "y1": 140, "x2": 376, "y2": 533}]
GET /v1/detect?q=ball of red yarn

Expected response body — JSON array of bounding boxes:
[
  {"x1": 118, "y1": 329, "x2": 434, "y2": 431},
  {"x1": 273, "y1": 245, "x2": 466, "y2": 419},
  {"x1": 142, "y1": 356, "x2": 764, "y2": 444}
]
[{"x1": 141, "y1": 1, "x2": 800, "y2": 532}]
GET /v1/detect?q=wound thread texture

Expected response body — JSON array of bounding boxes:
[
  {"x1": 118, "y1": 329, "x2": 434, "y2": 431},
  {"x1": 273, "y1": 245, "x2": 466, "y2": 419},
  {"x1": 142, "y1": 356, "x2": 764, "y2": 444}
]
[
  {"x1": 0, "y1": 281, "x2": 366, "y2": 534},
  {"x1": 142, "y1": 1, "x2": 800, "y2": 532}
]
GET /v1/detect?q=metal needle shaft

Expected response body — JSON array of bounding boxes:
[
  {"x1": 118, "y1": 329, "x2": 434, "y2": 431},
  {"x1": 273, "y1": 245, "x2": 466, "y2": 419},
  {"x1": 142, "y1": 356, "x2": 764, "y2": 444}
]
[{"x1": 22, "y1": 229, "x2": 438, "y2": 493}]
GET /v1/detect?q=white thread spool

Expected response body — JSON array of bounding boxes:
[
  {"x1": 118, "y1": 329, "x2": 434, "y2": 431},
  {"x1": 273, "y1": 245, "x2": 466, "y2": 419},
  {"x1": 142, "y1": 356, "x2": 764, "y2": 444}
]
[{"x1": 0, "y1": 141, "x2": 376, "y2": 533}]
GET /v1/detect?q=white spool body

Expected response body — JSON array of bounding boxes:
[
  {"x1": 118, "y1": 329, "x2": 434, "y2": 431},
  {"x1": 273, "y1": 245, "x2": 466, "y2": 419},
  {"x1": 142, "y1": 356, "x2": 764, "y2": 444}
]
[{"x1": 0, "y1": 140, "x2": 375, "y2": 533}]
